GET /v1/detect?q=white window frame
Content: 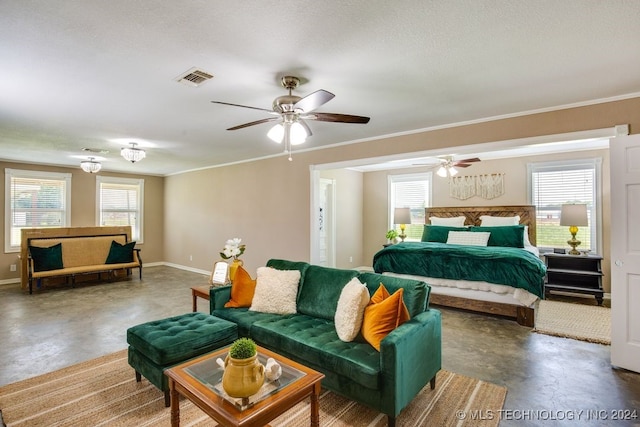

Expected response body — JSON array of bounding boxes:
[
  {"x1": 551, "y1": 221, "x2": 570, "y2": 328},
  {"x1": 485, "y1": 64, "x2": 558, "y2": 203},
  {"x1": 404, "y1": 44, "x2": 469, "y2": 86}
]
[
  {"x1": 527, "y1": 158, "x2": 602, "y2": 254},
  {"x1": 388, "y1": 172, "x2": 432, "y2": 241},
  {"x1": 96, "y1": 176, "x2": 144, "y2": 243},
  {"x1": 5, "y1": 168, "x2": 72, "y2": 253}
]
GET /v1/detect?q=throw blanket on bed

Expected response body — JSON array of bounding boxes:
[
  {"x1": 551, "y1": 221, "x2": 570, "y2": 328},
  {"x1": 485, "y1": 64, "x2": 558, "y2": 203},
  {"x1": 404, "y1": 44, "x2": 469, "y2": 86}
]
[{"x1": 373, "y1": 242, "x2": 546, "y2": 298}]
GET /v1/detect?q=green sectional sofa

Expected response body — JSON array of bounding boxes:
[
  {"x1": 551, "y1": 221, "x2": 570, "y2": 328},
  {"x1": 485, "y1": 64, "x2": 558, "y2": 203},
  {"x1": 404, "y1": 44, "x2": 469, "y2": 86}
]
[{"x1": 209, "y1": 259, "x2": 442, "y2": 427}]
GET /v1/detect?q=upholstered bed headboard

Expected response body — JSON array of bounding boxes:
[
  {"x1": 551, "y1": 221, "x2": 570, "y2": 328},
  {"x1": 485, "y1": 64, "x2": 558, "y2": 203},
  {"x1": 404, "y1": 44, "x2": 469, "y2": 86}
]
[{"x1": 425, "y1": 205, "x2": 537, "y2": 246}]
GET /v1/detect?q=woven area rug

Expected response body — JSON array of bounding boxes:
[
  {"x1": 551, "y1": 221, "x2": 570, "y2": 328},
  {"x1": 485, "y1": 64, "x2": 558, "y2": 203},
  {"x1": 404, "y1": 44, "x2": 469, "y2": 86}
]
[
  {"x1": 534, "y1": 300, "x2": 611, "y2": 345},
  {"x1": 0, "y1": 350, "x2": 506, "y2": 427}
]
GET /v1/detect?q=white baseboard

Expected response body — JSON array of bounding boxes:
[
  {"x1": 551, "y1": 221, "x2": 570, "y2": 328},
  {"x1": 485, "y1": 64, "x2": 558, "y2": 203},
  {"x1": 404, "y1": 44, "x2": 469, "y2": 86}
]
[{"x1": 161, "y1": 262, "x2": 210, "y2": 276}]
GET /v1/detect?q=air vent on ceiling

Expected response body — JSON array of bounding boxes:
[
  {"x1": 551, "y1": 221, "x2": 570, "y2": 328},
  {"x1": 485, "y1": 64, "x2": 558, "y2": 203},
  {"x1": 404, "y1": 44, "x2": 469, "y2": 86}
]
[
  {"x1": 175, "y1": 67, "x2": 214, "y2": 87},
  {"x1": 82, "y1": 147, "x2": 109, "y2": 154}
]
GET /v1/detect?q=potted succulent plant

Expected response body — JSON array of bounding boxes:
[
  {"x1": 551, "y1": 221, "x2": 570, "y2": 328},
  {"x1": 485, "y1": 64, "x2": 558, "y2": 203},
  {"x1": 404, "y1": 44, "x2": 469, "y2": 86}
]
[
  {"x1": 386, "y1": 229, "x2": 399, "y2": 244},
  {"x1": 222, "y1": 338, "x2": 265, "y2": 398}
]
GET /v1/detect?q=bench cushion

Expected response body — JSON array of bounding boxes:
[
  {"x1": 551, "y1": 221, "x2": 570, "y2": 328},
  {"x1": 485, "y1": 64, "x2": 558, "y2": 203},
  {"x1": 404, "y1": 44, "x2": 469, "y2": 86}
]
[
  {"x1": 106, "y1": 240, "x2": 136, "y2": 264},
  {"x1": 126, "y1": 313, "x2": 237, "y2": 365},
  {"x1": 29, "y1": 243, "x2": 63, "y2": 271}
]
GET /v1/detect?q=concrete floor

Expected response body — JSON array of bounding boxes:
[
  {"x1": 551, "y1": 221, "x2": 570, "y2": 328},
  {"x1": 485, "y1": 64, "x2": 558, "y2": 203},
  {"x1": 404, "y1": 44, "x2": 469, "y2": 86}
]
[{"x1": 1, "y1": 266, "x2": 638, "y2": 427}]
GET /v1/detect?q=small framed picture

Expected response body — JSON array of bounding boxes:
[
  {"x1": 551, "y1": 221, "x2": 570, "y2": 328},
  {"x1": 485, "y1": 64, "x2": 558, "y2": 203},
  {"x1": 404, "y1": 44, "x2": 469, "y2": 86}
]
[{"x1": 209, "y1": 261, "x2": 229, "y2": 285}]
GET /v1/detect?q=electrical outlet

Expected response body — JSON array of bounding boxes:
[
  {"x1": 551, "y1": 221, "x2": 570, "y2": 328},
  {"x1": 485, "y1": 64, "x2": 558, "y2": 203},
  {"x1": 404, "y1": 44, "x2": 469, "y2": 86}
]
[
  {"x1": 189, "y1": 255, "x2": 193, "y2": 262},
  {"x1": 10, "y1": 264, "x2": 17, "y2": 272},
  {"x1": 349, "y1": 256, "x2": 353, "y2": 263}
]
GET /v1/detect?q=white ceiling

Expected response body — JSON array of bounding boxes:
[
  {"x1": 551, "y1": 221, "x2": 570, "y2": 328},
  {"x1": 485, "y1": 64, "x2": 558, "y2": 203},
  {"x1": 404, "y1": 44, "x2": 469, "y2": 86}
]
[{"x1": 1, "y1": 1, "x2": 639, "y2": 176}]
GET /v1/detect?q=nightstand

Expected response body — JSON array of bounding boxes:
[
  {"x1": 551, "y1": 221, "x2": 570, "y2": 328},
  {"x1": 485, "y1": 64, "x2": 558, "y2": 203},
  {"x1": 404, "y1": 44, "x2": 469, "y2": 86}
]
[{"x1": 544, "y1": 253, "x2": 604, "y2": 305}]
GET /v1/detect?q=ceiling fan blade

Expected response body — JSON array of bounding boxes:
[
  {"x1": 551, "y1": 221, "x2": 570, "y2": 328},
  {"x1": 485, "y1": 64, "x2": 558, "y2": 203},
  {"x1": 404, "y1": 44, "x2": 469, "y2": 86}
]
[
  {"x1": 293, "y1": 90, "x2": 335, "y2": 113},
  {"x1": 309, "y1": 112, "x2": 370, "y2": 124},
  {"x1": 455, "y1": 163, "x2": 472, "y2": 168},
  {"x1": 227, "y1": 117, "x2": 279, "y2": 131},
  {"x1": 211, "y1": 101, "x2": 274, "y2": 114},
  {"x1": 455, "y1": 157, "x2": 481, "y2": 164}
]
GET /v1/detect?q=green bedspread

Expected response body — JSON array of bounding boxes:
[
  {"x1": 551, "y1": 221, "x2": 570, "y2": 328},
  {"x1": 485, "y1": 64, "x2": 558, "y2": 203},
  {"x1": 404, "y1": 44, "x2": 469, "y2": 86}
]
[{"x1": 373, "y1": 242, "x2": 546, "y2": 298}]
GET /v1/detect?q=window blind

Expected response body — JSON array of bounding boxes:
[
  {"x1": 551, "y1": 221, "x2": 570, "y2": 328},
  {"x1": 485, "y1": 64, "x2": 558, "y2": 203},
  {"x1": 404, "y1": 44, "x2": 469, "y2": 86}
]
[
  {"x1": 530, "y1": 164, "x2": 596, "y2": 251},
  {"x1": 5, "y1": 169, "x2": 71, "y2": 250},
  {"x1": 98, "y1": 178, "x2": 143, "y2": 242}
]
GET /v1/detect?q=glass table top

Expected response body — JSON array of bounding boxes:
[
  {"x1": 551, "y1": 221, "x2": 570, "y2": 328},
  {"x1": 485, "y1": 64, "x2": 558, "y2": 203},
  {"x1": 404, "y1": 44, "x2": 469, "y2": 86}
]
[{"x1": 184, "y1": 351, "x2": 306, "y2": 411}]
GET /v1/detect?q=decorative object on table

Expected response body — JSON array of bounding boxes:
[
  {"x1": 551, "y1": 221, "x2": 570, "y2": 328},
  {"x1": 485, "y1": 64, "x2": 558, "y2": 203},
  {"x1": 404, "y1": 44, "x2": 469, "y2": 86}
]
[
  {"x1": 560, "y1": 203, "x2": 588, "y2": 255},
  {"x1": 385, "y1": 229, "x2": 399, "y2": 244},
  {"x1": 264, "y1": 357, "x2": 282, "y2": 382},
  {"x1": 222, "y1": 338, "x2": 265, "y2": 399},
  {"x1": 208, "y1": 261, "x2": 229, "y2": 286},
  {"x1": 393, "y1": 207, "x2": 411, "y2": 242},
  {"x1": 220, "y1": 237, "x2": 246, "y2": 281}
]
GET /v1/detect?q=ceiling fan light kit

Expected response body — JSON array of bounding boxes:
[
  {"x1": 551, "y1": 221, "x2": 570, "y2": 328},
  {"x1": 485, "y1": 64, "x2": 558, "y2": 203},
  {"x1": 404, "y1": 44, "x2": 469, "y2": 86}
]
[
  {"x1": 211, "y1": 75, "x2": 370, "y2": 161},
  {"x1": 121, "y1": 142, "x2": 146, "y2": 163}
]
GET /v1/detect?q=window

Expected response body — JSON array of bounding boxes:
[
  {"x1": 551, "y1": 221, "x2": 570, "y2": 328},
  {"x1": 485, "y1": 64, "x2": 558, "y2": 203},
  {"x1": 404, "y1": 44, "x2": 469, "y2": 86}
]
[
  {"x1": 5, "y1": 169, "x2": 72, "y2": 252},
  {"x1": 388, "y1": 173, "x2": 432, "y2": 241},
  {"x1": 528, "y1": 159, "x2": 601, "y2": 253},
  {"x1": 97, "y1": 177, "x2": 144, "y2": 242}
]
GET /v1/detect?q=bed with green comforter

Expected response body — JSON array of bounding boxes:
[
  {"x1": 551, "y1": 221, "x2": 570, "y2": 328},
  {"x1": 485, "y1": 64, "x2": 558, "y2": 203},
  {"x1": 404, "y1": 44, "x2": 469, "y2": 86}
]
[{"x1": 372, "y1": 242, "x2": 546, "y2": 298}]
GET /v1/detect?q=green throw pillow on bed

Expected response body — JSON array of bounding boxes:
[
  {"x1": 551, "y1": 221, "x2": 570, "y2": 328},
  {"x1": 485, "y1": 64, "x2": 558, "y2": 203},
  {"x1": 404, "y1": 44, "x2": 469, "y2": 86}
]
[
  {"x1": 470, "y1": 225, "x2": 525, "y2": 248},
  {"x1": 29, "y1": 243, "x2": 64, "y2": 272},
  {"x1": 421, "y1": 225, "x2": 469, "y2": 243},
  {"x1": 105, "y1": 240, "x2": 136, "y2": 264}
]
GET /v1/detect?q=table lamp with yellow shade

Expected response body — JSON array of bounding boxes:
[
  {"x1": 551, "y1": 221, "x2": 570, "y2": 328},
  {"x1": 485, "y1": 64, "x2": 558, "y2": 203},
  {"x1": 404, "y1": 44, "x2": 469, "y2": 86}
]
[
  {"x1": 393, "y1": 207, "x2": 412, "y2": 242},
  {"x1": 560, "y1": 203, "x2": 588, "y2": 255}
]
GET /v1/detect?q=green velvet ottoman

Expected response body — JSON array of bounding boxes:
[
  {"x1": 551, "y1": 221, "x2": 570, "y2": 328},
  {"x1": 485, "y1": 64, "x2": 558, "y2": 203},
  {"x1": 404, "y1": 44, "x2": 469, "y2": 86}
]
[{"x1": 127, "y1": 312, "x2": 237, "y2": 406}]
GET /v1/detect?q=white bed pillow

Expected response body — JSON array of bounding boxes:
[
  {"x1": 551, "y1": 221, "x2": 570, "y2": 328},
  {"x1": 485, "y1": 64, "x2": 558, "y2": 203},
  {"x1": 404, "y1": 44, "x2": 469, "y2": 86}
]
[
  {"x1": 446, "y1": 231, "x2": 490, "y2": 246},
  {"x1": 479, "y1": 215, "x2": 520, "y2": 226},
  {"x1": 429, "y1": 216, "x2": 466, "y2": 226},
  {"x1": 334, "y1": 277, "x2": 370, "y2": 342},
  {"x1": 249, "y1": 267, "x2": 300, "y2": 315}
]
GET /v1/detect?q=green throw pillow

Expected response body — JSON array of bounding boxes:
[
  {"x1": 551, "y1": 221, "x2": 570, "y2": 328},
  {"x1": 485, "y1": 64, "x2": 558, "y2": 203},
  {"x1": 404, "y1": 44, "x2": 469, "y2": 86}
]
[
  {"x1": 29, "y1": 243, "x2": 64, "y2": 272},
  {"x1": 421, "y1": 225, "x2": 469, "y2": 243},
  {"x1": 105, "y1": 240, "x2": 136, "y2": 264},
  {"x1": 470, "y1": 225, "x2": 525, "y2": 248}
]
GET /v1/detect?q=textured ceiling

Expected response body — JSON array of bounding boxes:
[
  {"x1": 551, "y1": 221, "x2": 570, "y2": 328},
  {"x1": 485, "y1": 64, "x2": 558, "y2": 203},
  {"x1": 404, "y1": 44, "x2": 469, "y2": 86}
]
[{"x1": 1, "y1": 1, "x2": 639, "y2": 175}]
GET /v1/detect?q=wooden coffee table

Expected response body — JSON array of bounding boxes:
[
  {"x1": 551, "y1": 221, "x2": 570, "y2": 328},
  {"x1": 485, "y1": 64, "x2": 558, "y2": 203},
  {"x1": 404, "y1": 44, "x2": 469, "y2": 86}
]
[{"x1": 165, "y1": 345, "x2": 324, "y2": 427}]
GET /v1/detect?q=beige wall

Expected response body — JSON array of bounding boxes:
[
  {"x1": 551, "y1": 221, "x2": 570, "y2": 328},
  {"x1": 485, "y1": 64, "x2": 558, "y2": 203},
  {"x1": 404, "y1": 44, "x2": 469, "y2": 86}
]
[
  {"x1": 163, "y1": 97, "x2": 638, "y2": 288},
  {"x1": 0, "y1": 161, "x2": 164, "y2": 282}
]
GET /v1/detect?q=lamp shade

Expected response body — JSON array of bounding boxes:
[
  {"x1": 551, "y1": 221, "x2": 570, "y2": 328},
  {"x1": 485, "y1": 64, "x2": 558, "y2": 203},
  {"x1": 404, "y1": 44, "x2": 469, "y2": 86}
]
[
  {"x1": 394, "y1": 207, "x2": 412, "y2": 225},
  {"x1": 560, "y1": 204, "x2": 588, "y2": 226}
]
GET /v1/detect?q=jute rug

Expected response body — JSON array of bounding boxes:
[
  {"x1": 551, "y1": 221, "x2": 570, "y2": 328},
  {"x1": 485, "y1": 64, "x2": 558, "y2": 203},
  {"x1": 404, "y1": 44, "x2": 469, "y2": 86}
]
[
  {"x1": 534, "y1": 300, "x2": 611, "y2": 345},
  {"x1": 0, "y1": 350, "x2": 506, "y2": 427}
]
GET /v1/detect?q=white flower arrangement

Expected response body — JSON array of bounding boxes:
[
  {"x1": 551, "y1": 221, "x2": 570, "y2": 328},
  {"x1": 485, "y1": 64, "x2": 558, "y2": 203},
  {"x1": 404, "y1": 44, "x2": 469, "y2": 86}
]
[{"x1": 220, "y1": 237, "x2": 246, "y2": 260}]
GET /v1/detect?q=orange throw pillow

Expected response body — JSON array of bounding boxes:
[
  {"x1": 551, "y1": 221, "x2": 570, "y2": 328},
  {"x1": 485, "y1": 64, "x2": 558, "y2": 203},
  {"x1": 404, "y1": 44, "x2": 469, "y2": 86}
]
[
  {"x1": 224, "y1": 266, "x2": 256, "y2": 308},
  {"x1": 361, "y1": 283, "x2": 410, "y2": 351}
]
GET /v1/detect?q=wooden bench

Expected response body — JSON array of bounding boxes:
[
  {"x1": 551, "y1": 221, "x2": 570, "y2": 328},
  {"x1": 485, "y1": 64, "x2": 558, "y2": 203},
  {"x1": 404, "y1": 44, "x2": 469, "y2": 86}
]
[{"x1": 21, "y1": 227, "x2": 142, "y2": 294}]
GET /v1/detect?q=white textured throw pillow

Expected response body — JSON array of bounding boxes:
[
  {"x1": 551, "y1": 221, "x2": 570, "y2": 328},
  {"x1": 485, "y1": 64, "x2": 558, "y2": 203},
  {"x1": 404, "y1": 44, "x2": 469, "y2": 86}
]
[
  {"x1": 479, "y1": 215, "x2": 520, "y2": 226},
  {"x1": 334, "y1": 278, "x2": 370, "y2": 342},
  {"x1": 249, "y1": 267, "x2": 300, "y2": 315},
  {"x1": 446, "y1": 231, "x2": 491, "y2": 246},
  {"x1": 430, "y1": 216, "x2": 466, "y2": 226}
]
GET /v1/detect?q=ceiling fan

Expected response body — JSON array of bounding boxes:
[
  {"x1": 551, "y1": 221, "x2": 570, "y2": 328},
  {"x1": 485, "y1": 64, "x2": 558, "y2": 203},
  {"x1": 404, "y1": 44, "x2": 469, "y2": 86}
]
[
  {"x1": 415, "y1": 156, "x2": 481, "y2": 177},
  {"x1": 211, "y1": 76, "x2": 370, "y2": 160}
]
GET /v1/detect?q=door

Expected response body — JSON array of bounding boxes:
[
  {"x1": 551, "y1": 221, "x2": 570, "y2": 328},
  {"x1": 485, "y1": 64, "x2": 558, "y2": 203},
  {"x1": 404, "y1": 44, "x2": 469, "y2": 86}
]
[
  {"x1": 610, "y1": 133, "x2": 640, "y2": 373},
  {"x1": 317, "y1": 178, "x2": 336, "y2": 267}
]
